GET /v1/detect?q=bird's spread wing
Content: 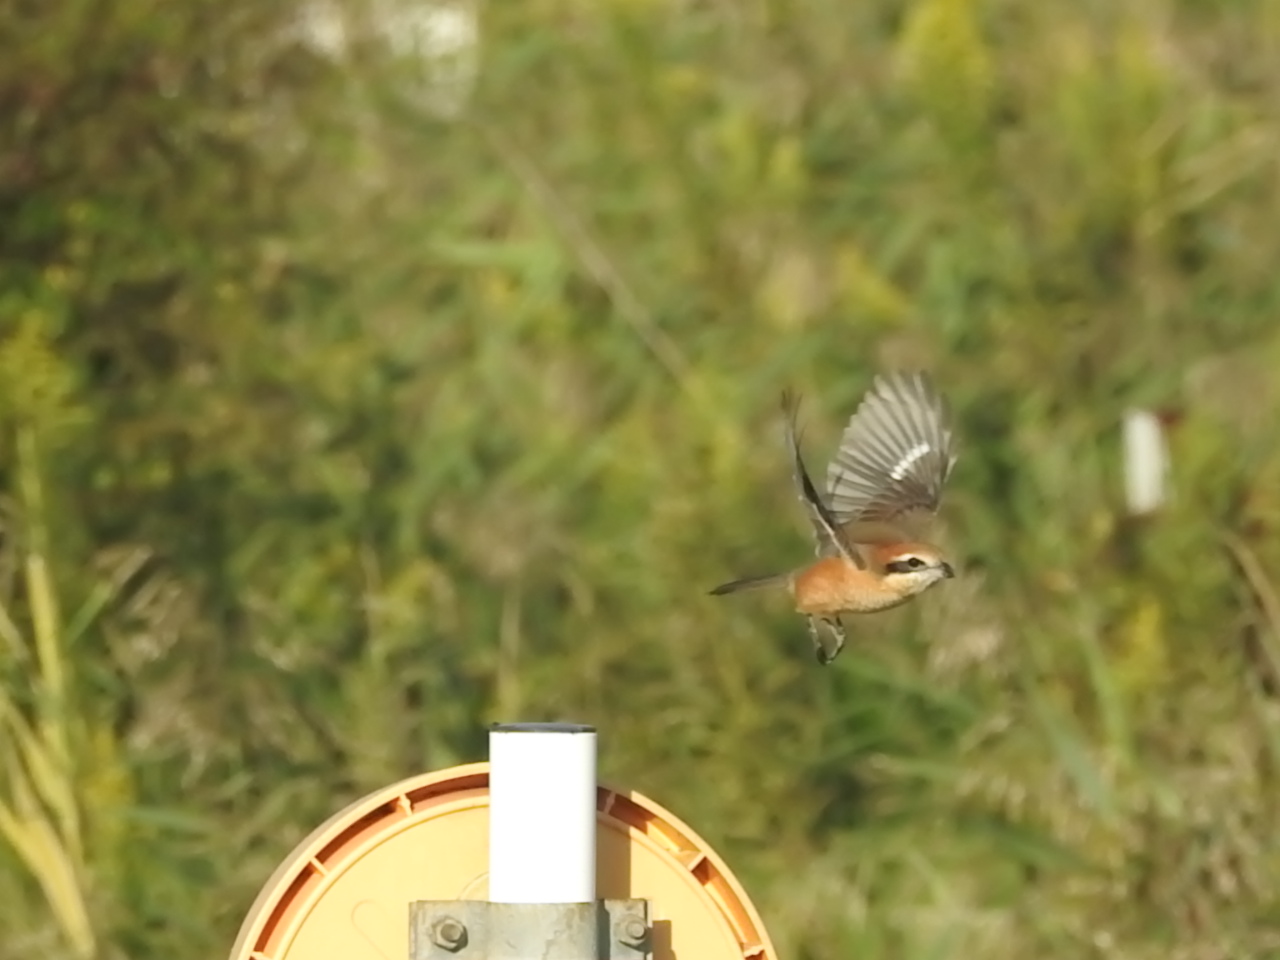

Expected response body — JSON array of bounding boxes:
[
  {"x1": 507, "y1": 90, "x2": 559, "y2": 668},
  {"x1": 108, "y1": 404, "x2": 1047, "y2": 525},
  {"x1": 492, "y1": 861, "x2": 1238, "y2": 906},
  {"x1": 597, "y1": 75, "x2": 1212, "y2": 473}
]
[
  {"x1": 781, "y1": 391, "x2": 862, "y2": 567},
  {"x1": 825, "y1": 371, "x2": 956, "y2": 527}
]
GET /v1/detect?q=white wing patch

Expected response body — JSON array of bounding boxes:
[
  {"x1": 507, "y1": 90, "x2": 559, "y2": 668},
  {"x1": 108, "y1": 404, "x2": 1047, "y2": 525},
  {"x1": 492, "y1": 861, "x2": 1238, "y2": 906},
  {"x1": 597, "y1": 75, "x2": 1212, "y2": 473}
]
[
  {"x1": 889, "y1": 442, "x2": 931, "y2": 481},
  {"x1": 823, "y1": 371, "x2": 956, "y2": 522}
]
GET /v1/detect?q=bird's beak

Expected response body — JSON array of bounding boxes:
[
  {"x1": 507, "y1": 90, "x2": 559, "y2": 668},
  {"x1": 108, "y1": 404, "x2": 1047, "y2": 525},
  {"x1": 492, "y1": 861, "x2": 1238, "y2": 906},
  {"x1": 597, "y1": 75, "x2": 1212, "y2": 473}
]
[{"x1": 941, "y1": 562, "x2": 955, "y2": 579}]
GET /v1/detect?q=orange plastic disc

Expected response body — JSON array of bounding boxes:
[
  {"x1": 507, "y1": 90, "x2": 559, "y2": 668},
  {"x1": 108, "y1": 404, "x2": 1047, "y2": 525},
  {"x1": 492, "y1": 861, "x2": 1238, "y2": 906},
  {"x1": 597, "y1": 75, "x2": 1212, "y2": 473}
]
[{"x1": 229, "y1": 762, "x2": 776, "y2": 960}]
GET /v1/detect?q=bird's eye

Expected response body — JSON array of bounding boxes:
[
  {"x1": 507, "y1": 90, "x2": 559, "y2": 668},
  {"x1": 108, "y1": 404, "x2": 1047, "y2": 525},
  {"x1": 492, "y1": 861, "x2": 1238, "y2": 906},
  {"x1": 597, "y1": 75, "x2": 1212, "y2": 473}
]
[{"x1": 905, "y1": 556, "x2": 926, "y2": 569}]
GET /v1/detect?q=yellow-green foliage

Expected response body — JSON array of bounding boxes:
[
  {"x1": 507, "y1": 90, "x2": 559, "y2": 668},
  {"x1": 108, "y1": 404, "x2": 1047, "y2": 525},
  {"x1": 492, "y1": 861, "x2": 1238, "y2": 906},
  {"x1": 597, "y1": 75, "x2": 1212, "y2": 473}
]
[{"x1": 3, "y1": 0, "x2": 1280, "y2": 957}]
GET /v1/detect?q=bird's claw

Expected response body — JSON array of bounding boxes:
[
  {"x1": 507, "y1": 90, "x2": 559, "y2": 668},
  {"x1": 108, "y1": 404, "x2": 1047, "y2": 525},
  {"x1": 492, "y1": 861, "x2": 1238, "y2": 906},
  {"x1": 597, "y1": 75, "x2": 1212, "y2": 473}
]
[
  {"x1": 806, "y1": 617, "x2": 826, "y2": 664},
  {"x1": 807, "y1": 616, "x2": 846, "y2": 665},
  {"x1": 823, "y1": 617, "x2": 846, "y2": 664}
]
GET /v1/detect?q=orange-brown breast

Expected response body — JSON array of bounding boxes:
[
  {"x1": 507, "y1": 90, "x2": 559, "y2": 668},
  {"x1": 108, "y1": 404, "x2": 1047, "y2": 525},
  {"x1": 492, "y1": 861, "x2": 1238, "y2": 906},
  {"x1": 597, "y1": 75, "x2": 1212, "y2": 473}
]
[{"x1": 790, "y1": 556, "x2": 912, "y2": 616}]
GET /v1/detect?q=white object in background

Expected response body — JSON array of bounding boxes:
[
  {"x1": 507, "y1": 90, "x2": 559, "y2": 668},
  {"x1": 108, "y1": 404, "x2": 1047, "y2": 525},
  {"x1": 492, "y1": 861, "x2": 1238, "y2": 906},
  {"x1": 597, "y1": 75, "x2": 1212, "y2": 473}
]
[
  {"x1": 1123, "y1": 408, "x2": 1169, "y2": 515},
  {"x1": 296, "y1": 0, "x2": 348, "y2": 59},
  {"x1": 375, "y1": 0, "x2": 479, "y2": 118},
  {"x1": 295, "y1": 0, "x2": 479, "y2": 118},
  {"x1": 488, "y1": 723, "x2": 598, "y2": 904}
]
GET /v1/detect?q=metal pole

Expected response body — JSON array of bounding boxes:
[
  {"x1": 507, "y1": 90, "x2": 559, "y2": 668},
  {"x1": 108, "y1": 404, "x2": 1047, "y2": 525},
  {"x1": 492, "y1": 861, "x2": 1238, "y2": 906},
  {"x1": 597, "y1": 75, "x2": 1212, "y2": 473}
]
[{"x1": 488, "y1": 722, "x2": 598, "y2": 904}]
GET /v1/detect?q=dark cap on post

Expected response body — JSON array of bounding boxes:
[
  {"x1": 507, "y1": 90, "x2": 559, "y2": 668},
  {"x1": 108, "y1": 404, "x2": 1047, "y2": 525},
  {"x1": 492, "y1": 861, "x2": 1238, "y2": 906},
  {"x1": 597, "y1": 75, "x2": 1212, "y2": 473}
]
[{"x1": 489, "y1": 722, "x2": 596, "y2": 734}]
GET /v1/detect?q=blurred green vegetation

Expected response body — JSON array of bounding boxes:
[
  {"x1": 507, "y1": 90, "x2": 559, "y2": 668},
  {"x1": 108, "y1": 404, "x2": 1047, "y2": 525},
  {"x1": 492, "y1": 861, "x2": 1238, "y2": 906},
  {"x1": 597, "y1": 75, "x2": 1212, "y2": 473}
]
[{"x1": 3, "y1": 0, "x2": 1280, "y2": 957}]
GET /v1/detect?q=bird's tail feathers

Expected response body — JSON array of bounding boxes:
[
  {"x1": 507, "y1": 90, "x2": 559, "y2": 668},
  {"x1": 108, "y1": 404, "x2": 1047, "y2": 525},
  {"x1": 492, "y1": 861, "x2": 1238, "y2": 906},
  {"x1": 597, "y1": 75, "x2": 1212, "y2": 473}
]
[{"x1": 708, "y1": 572, "x2": 789, "y2": 596}]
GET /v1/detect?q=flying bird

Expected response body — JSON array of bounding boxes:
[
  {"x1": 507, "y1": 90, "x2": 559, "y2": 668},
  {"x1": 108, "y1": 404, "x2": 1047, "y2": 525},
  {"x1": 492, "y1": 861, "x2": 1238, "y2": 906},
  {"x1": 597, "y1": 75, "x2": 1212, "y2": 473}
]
[{"x1": 709, "y1": 371, "x2": 958, "y2": 665}]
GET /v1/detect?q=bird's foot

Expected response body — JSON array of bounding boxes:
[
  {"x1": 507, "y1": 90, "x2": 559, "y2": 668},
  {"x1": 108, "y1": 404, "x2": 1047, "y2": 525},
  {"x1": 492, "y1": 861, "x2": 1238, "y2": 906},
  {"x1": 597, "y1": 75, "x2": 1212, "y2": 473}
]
[
  {"x1": 806, "y1": 617, "x2": 828, "y2": 665},
  {"x1": 807, "y1": 616, "x2": 846, "y2": 665},
  {"x1": 821, "y1": 617, "x2": 846, "y2": 664}
]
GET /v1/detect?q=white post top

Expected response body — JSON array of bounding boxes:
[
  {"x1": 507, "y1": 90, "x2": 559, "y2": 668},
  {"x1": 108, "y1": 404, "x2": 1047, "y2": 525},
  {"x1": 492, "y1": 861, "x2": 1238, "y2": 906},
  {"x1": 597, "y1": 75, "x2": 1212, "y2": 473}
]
[{"x1": 488, "y1": 723, "x2": 598, "y2": 905}]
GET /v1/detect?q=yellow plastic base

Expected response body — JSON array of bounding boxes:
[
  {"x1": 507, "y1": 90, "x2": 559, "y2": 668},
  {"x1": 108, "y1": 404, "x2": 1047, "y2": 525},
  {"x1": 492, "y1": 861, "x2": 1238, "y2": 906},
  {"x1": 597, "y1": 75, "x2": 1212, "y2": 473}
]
[{"x1": 229, "y1": 763, "x2": 776, "y2": 960}]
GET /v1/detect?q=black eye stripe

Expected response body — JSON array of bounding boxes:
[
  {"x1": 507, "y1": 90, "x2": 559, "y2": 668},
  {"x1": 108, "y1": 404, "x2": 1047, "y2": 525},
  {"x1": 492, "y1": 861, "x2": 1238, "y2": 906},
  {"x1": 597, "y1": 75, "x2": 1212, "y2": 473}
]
[{"x1": 885, "y1": 558, "x2": 927, "y2": 573}]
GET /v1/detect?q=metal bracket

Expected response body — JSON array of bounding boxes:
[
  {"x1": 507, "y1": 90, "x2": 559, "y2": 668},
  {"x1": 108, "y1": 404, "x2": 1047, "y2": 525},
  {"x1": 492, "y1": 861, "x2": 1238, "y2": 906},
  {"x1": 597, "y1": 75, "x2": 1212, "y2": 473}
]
[{"x1": 410, "y1": 899, "x2": 651, "y2": 960}]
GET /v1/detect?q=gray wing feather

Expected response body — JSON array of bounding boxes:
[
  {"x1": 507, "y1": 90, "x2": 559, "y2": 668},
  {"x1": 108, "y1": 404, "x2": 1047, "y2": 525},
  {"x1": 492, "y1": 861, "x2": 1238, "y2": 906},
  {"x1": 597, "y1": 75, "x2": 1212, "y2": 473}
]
[
  {"x1": 781, "y1": 391, "x2": 861, "y2": 566},
  {"x1": 825, "y1": 371, "x2": 956, "y2": 523}
]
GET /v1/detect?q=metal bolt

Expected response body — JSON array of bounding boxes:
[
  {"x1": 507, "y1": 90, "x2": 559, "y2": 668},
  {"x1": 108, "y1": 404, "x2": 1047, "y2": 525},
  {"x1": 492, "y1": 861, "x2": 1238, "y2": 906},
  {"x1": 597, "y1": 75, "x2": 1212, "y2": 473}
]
[
  {"x1": 430, "y1": 916, "x2": 467, "y2": 952},
  {"x1": 615, "y1": 913, "x2": 648, "y2": 948}
]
